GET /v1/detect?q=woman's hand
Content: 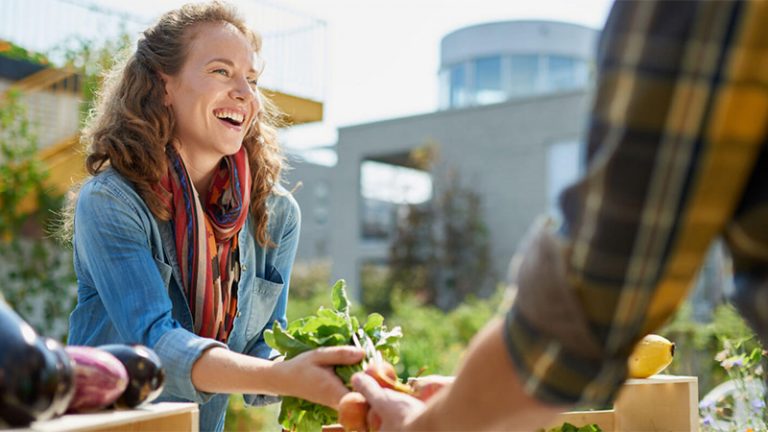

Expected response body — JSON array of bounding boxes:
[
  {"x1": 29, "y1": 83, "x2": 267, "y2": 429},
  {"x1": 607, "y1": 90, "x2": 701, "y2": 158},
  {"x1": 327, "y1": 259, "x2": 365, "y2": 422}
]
[{"x1": 273, "y1": 346, "x2": 364, "y2": 409}]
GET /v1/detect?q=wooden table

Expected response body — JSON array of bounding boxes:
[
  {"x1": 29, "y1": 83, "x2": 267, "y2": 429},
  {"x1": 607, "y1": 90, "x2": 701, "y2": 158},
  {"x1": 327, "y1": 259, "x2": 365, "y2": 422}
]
[
  {"x1": 550, "y1": 375, "x2": 699, "y2": 431},
  {"x1": 9, "y1": 402, "x2": 198, "y2": 432}
]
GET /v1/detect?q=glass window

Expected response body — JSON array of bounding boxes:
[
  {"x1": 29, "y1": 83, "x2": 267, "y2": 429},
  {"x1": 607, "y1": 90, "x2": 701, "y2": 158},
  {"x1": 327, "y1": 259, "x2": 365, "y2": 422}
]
[
  {"x1": 473, "y1": 56, "x2": 504, "y2": 105},
  {"x1": 547, "y1": 55, "x2": 576, "y2": 91},
  {"x1": 449, "y1": 64, "x2": 468, "y2": 108},
  {"x1": 438, "y1": 69, "x2": 451, "y2": 109},
  {"x1": 547, "y1": 140, "x2": 583, "y2": 218},
  {"x1": 508, "y1": 54, "x2": 539, "y2": 97}
]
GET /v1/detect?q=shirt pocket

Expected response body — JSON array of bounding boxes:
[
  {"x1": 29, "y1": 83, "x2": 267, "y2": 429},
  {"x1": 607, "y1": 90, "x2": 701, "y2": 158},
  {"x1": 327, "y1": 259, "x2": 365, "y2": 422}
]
[{"x1": 244, "y1": 271, "x2": 284, "y2": 342}]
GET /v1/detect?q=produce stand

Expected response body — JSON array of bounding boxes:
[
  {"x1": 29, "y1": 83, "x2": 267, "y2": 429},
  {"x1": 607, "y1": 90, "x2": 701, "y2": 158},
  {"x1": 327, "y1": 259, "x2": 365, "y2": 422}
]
[
  {"x1": 7, "y1": 402, "x2": 198, "y2": 432},
  {"x1": 549, "y1": 375, "x2": 698, "y2": 431}
]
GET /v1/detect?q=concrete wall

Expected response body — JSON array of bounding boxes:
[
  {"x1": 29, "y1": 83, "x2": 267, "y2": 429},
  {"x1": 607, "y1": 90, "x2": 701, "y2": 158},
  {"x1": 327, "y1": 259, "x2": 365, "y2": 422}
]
[
  {"x1": 285, "y1": 157, "x2": 334, "y2": 263},
  {"x1": 329, "y1": 90, "x2": 591, "y2": 298}
]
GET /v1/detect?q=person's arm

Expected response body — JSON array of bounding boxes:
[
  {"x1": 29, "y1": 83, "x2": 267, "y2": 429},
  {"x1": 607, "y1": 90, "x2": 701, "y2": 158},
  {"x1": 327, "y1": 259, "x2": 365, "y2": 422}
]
[
  {"x1": 355, "y1": 0, "x2": 767, "y2": 428},
  {"x1": 74, "y1": 177, "x2": 362, "y2": 408},
  {"x1": 193, "y1": 345, "x2": 362, "y2": 409},
  {"x1": 353, "y1": 319, "x2": 567, "y2": 431}
]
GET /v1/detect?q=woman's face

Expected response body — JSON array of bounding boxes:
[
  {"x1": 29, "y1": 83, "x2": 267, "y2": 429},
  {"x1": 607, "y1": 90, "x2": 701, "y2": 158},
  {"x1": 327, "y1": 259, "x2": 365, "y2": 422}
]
[{"x1": 162, "y1": 22, "x2": 261, "y2": 161}]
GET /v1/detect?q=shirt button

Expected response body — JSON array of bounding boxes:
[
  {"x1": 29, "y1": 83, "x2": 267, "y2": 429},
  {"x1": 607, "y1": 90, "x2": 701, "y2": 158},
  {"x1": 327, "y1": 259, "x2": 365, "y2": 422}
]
[
  {"x1": 237, "y1": 311, "x2": 242, "y2": 318},
  {"x1": 241, "y1": 265, "x2": 247, "y2": 272}
]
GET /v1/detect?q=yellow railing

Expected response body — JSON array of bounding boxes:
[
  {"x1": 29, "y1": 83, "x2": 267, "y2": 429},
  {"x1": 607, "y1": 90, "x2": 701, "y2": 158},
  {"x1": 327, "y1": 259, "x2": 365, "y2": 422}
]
[
  {"x1": 4, "y1": 66, "x2": 79, "y2": 96},
  {"x1": 38, "y1": 133, "x2": 86, "y2": 195}
]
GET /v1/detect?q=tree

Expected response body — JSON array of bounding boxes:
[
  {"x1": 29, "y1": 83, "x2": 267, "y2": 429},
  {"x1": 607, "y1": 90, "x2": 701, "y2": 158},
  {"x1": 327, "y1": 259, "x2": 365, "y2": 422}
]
[
  {"x1": 0, "y1": 91, "x2": 75, "y2": 341},
  {"x1": 388, "y1": 146, "x2": 495, "y2": 310}
]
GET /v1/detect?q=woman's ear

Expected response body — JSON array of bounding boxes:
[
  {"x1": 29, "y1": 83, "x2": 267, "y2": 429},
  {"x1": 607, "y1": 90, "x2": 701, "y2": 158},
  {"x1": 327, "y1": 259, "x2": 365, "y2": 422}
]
[{"x1": 158, "y1": 72, "x2": 173, "y2": 107}]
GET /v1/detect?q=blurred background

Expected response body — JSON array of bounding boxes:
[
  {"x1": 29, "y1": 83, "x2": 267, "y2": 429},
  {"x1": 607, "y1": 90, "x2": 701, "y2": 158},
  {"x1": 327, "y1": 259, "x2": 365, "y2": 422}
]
[{"x1": 0, "y1": 0, "x2": 759, "y2": 430}]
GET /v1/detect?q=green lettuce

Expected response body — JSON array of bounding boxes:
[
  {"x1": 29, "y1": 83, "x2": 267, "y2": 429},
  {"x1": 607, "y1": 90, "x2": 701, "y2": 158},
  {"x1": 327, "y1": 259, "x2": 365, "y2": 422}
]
[{"x1": 264, "y1": 280, "x2": 403, "y2": 432}]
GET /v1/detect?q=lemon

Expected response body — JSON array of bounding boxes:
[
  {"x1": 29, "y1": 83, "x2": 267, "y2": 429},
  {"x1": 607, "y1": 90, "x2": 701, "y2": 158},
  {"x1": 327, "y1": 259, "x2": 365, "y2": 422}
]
[{"x1": 627, "y1": 334, "x2": 675, "y2": 378}]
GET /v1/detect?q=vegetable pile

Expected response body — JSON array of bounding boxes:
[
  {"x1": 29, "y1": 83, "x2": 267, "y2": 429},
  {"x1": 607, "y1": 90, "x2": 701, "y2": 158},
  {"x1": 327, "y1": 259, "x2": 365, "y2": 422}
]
[
  {"x1": 265, "y1": 280, "x2": 404, "y2": 432},
  {"x1": 542, "y1": 422, "x2": 603, "y2": 432},
  {"x1": 0, "y1": 300, "x2": 166, "y2": 427}
]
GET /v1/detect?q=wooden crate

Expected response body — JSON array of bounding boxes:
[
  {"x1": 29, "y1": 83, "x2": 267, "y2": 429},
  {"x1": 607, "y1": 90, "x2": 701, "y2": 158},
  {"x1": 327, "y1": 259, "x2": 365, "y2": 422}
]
[
  {"x1": 13, "y1": 402, "x2": 198, "y2": 432},
  {"x1": 550, "y1": 375, "x2": 698, "y2": 431}
]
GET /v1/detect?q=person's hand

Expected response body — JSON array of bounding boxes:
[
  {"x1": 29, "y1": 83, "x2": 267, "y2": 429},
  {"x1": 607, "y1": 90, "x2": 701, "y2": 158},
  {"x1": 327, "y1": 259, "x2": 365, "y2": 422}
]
[
  {"x1": 407, "y1": 375, "x2": 454, "y2": 402},
  {"x1": 351, "y1": 372, "x2": 426, "y2": 431},
  {"x1": 275, "y1": 346, "x2": 364, "y2": 409}
]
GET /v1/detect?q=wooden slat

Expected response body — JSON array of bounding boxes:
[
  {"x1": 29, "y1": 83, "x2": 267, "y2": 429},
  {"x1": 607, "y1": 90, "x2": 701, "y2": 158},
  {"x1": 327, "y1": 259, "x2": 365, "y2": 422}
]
[
  {"x1": 263, "y1": 88, "x2": 323, "y2": 125},
  {"x1": 5, "y1": 66, "x2": 77, "y2": 95}
]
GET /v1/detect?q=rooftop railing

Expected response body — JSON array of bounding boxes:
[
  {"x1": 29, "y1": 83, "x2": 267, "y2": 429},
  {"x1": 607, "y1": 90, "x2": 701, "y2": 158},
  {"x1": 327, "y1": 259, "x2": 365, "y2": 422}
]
[{"x1": 0, "y1": 0, "x2": 326, "y2": 102}]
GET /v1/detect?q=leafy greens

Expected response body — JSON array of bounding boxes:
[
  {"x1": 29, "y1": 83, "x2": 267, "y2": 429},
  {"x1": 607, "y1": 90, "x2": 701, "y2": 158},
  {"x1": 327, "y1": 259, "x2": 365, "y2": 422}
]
[{"x1": 264, "y1": 280, "x2": 403, "y2": 432}]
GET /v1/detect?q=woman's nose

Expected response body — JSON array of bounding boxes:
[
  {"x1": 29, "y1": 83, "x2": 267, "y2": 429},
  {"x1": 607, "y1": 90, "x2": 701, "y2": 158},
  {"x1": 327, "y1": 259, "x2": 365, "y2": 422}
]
[{"x1": 230, "y1": 77, "x2": 255, "y2": 102}]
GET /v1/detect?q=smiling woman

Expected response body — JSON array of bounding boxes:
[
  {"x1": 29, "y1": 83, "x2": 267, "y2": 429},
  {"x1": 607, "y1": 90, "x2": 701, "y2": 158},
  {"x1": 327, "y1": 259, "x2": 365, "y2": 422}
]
[{"x1": 64, "y1": 2, "x2": 362, "y2": 431}]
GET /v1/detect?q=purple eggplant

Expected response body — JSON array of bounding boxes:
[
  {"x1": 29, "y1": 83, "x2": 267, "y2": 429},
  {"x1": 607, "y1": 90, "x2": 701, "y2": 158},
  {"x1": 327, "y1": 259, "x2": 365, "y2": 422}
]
[
  {"x1": 41, "y1": 338, "x2": 76, "y2": 417},
  {"x1": 65, "y1": 346, "x2": 128, "y2": 413},
  {"x1": 0, "y1": 301, "x2": 74, "y2": 427},
  {"x1": 98, "y1": 344, "x2": 165, "y2": 408}
]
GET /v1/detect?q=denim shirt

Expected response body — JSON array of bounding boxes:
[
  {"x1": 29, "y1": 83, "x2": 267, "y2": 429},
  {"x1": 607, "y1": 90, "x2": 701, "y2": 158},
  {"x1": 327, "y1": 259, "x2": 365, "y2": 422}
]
[{"x1": 68, "y1": 168, "x2": 300, "y2": 431}]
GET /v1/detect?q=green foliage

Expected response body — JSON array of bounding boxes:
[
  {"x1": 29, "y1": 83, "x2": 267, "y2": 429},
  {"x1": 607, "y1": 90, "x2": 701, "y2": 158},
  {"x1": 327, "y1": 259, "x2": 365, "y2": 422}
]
[
  {"x1": 49, "y1": 32, "x2": 132, "y2": 123},
  {"x1": 0, "y1": 91, "x2": 48, "y2": 232},
  {"x1": 699, "y1": 338, "x2": 767, "y2": 431},
  {"x1": 388, "y1": 287, "x2": 503, "y2": 379},
  {"x1": 264, "y1": 280, "x2": 403, "y2": 432},
  {"x1": 224, "y1": 394, "x2": 279, "y2": 431},
  {"x1": 0, "y1": 92, "x2": 75, "y2": 341},
  {"x1": 0, "y1": 40, "x2": 50, "y2": 65},
  {"x1": 224, "y1": 265, "x2": 505, "y2": 429},
  {"x1": 662, "y1": 302, "x2": 761, "y2": 395},
  {"x1": 388, "y1": 166, "x2": 494, "y2": 311}
]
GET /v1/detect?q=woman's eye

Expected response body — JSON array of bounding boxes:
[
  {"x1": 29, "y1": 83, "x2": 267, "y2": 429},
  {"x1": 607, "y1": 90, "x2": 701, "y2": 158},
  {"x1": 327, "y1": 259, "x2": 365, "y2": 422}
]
[
  {"x1": 248, "y1": 79, "x2": 258, "y2": 87},
  {"x1": 213, "y1": 69, "x2": 230, "y2": 77}
]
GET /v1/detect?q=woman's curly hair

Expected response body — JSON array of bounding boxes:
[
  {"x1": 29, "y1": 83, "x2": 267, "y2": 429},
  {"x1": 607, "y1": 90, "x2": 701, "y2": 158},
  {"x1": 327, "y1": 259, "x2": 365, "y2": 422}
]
[{"x1": 79, "y1": 1, "x2": 284, "y2": 247}]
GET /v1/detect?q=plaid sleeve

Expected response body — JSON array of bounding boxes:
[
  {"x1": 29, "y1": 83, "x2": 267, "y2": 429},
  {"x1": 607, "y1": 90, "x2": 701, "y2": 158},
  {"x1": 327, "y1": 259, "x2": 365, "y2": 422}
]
[{"x1": 504, "y1": 0, "x2": 768, "y2": 407}]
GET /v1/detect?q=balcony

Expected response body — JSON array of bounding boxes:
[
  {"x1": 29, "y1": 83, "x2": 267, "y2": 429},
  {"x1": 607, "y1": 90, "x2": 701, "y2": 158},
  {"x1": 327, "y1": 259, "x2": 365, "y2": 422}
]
[{"x1": 0, "y1": 0, "x2": 326, "y2": 196}]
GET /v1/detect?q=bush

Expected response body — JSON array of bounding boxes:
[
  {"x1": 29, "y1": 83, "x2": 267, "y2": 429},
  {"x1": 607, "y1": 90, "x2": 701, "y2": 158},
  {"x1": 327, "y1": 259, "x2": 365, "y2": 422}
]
[
  {"x1": 224, "y1": 263, "x2": 505, "y2": 428},
  {"x1": 662, "y1": 302, "x2": 761, "y2": 396}
]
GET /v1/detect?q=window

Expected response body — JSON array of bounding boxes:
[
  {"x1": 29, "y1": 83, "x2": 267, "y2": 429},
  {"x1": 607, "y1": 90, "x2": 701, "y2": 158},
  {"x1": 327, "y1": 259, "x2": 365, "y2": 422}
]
[
  {"x1": 547, "y1": 56, "x2": 575, "y2": 91},
  {"x1": 449, "y1": 64, "x2": 468, "y2": 107},
  {"x1": 546, "y1": 56, "x2": 590, "y2": 92},
  {"x1": 438, "y1": 69, "x2": 451, "y2": 109},
  {"x1": 508, "y1": 54, "x2": 539, "y2": 97},
  {"x1": 474, "y1": 56, "x2": 504, "y2": 105}
]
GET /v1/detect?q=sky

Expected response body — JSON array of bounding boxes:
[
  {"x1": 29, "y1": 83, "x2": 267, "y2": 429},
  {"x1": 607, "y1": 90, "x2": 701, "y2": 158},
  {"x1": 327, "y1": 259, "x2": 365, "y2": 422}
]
[{"x1": 84, "y1": 0, "x2": 614, "y2": 157}]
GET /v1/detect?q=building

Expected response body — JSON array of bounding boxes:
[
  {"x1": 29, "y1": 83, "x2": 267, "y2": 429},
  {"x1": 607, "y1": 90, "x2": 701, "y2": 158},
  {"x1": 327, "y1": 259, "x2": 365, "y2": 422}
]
[
  {"x1": 286, "y1": 155, "x2": 334, "y2": 261},
  {"x1": 287, "y1": 20, "x2": 600, "y2": 299}
]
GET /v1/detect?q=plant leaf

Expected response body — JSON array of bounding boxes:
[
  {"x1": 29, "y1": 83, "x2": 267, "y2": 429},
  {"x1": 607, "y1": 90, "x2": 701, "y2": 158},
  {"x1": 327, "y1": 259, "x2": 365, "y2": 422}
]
[{"x1": 331, "y1": 279, "x2": 350, "y2": 315}]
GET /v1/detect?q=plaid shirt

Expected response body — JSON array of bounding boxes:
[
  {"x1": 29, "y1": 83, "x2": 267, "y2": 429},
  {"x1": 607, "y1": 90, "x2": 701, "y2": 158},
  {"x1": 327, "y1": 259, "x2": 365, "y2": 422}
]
[{"x1": 504, "y1": 0, "x2": 768, "y2": 407}]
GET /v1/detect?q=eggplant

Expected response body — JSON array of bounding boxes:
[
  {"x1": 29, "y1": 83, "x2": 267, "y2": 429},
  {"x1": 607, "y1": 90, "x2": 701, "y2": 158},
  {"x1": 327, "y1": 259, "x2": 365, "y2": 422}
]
[
  {"x1": 98, "y1": 344, "x2": 165, "y2": 408},
  {"x1": 0, "y1": 302, "x2": 74, "y2": 427},
  {"x1": 65, "y1": 346, "x2": 128, "y2": 413},
  {"x1": 41, "y1": 338, "x2": 76, "y2": 417}
]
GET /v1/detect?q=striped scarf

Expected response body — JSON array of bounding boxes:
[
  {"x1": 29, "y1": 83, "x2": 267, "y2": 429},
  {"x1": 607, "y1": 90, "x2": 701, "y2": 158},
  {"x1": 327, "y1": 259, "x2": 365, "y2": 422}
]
[{"x1": 156, "y1": 147, "x2": 251, "y2": 342}]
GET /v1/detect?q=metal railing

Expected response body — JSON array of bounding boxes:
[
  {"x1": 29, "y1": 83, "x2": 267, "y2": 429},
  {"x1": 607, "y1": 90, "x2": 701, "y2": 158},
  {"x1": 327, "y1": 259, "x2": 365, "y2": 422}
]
[{"x1": 0, "y1": 0, "x2": 326, "y2": 101}]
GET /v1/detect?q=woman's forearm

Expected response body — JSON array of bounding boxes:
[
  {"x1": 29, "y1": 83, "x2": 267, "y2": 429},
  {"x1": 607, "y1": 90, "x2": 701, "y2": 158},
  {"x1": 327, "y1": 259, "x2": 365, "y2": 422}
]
[
  {"x1": 190, "y1": 346, "x2": 283, "y2": 395},
  {"x1": 190, "y1": 345, "x2": 364, "y2": 409}
]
